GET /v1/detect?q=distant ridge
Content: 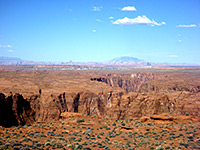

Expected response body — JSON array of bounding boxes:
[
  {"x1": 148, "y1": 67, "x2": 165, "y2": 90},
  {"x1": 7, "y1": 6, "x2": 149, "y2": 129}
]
[
  {"x1": 110, "y1": 56, "x2": 144, "y2": 63},
  {"x1": 0, "y1": 56, "x2": 24, "y2": 64},
  {"x1": 0, "y1": 56, "x2": 199, "y2": 67}
]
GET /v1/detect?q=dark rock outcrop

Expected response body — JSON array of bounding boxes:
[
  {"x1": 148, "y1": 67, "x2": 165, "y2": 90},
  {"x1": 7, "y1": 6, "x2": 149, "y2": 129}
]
[
  {"x1": 0, "y1": 93, "x2": 35, "y2": 127},
  {"x1": 73, "y1": 93, "x2": 80, "y2": 112}
]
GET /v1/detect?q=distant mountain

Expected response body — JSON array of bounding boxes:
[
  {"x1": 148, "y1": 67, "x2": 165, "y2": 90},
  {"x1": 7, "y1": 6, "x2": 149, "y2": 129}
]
[
  {"x1": 0, "y1": 56, "x2": 199, "y2": 67},
  {"x1": 0, "y1": 56, "x2": 24, "y2": 64},
  {"x1": 110, "y1": 56, "x2": 144, "y2": 63}
]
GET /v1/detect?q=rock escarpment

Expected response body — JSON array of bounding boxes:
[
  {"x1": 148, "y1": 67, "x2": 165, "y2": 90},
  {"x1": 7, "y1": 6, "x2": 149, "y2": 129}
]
[
  {"x1": 107, "y1": 91, "x2": 200, "y2": 120},
  {"x1": 29, "y1": 91, "x2": 113, "y2": 122},
  {"x1": 1, "y1": 72, "x2": 200, "y2": 127},
  {"x1": 1, "y1": 89, "x2": 200, "y2": 127},
  {"x1": 91, "y1": 72, "x2": 200, "y2": 93},
  {"x1": 91, "y1": 73, "x2": 158, "y2": 92}
]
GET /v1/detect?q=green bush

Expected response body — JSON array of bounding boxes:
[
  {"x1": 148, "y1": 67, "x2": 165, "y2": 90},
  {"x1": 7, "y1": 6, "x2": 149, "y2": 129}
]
[
  {"x1": 155, "y1": 145, "x2": 164, "y2": 150},
  {"x1": 77, "y1": 118, "x2": 85, "y2": 123}
]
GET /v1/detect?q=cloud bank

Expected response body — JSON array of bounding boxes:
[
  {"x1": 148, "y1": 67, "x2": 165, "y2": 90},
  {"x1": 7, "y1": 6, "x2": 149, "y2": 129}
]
[
  {"x1": 96, "y1": 19, "x2": 101, "y2": 22},
  {"x1": 169, "y1": 55, "x2": 178, "y2": 58},
  {"x1": 109, "y1": 16, "x2": 114, "y2": 20},
  {"x1": 0, "y1": 45, "x2": 12, "y2": 48},
  {"x1": 92, "y1": 6, "x2": 102, "y2": 11},
  {"x1": 113, "y1": 15, "x2": 166, "y2": 26},
  {"x1": 121, "y1": 6, "x2": 136, "y2": 11},
  {"x1": 8, "y1": 50, "x2": 14, "y2": 52},
  {"x1": 176, "y1": 24, "x2": 197, "y2": 28}
]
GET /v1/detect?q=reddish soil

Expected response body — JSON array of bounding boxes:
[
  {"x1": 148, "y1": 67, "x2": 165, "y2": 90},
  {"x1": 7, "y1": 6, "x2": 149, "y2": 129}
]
[{"x1": 0, "y1": 66, "x2": 200, "y2": 149}]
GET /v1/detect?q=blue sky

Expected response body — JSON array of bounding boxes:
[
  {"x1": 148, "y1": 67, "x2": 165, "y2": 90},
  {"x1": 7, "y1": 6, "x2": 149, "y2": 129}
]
[{"x1": 0, "y1": 0, "x2": 200, "y2": 64}]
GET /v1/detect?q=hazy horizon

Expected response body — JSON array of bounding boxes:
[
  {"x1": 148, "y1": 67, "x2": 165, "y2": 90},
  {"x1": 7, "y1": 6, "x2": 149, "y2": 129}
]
[{"x1": 0, "y1": 0, "x2": 200, "y2": 64}]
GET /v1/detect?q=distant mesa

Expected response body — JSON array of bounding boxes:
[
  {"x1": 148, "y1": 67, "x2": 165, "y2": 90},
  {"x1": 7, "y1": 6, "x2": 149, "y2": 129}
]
[
  {"x1": 0, "y1": 56, "x2": 25, "y2": 65},
  {"x1": 106, "y1": 56, "x2": 151, "y2": 67},
  {"x1": 110, "y1": 56, "x2": 144, "y2": 63},
  {"x1": 0, "y1": 56, "x2": 24, "y2": 63}
]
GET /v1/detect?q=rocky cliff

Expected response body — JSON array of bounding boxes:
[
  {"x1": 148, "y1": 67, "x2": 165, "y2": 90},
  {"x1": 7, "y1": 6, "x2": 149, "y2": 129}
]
[
  {"x1": 1, "y1": 89, "x2": 199, "y2": 127},
  {"x1": 91, "y1": 73, "x2": 163, "y2": 92},
  {"x1": 0, "y1": 93, "x2": 35, "y2": 127},
  {"x1": 91, "y1": 72, "x2": 200, "y2": 93},
  {"x1": 1, "y1": 71, "x2": 200, "y2": 127}
]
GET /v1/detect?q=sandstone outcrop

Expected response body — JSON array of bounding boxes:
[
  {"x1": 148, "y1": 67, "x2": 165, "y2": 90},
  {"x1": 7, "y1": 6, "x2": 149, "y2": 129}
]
[
  {"x1": 91, "y1": 72, "x2": 200, "y2": 93},
  {"x1": 1, "y1": 88, "x2": 199, "y2": 128},
  {"x1": 91, "y1": 72, "x2": 157, "y2": 92}
]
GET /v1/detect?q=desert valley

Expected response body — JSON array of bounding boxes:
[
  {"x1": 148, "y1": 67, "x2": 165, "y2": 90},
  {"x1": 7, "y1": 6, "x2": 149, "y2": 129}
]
[
  {"x1": 1, "y1": 0, "x2": 200, "y2": 149},
  {"x1": 0, "y1": 65, "x2": 200, "y2": 150}
]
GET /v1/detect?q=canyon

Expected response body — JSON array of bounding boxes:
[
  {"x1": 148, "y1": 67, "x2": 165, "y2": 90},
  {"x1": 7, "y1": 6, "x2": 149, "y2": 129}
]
[
  {"x1": 0, "y1": 66, "x2": 200, "y2": 149},
  {"x1": 0, "y1": 67, "x2": 200, "y2": 127}
]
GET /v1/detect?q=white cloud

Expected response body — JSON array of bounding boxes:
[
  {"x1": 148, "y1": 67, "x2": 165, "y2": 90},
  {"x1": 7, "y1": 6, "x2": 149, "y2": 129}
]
[
  {"x1": 113, "y1": 15, "x2": 166, "y2": 26},
  {"x1": 92, "y1": 29, "x2": 96, "y2": 32},
  {"x1": 176, "y1": 24, "x2": 197, "y2": 28},
  {"x1": 0, "y1": 44, "x2": 12, "y2": 48},
  {"x1": 92, "y1": 6, "x2": 102, "y2": 11},
  {"x1": 169, "y1": 55, "x2": 178, "y2": 58},
  {"x1": 178, "y1": 40, "x2": 182, "y2": 43},
  {"x1": 121, "y1": 6, "x2": 136, "y2": 11},
  {"x1": 8, "y1": 50, "x2": 14, "y2": 52},
  {"x1": 109, "y1": 16, "x2": 114, "y2": 20},
  {"x1": 96, "y1": 19, "x2": 101, "y2": 22}
]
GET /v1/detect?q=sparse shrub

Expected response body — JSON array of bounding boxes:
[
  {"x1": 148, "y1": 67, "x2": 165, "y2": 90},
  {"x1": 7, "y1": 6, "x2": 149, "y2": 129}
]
[
  {"x1": 35, "y1": 143, "x2": 42, "y2": 147},
  {"x1": 77, "y1": 118, "x2": 85, "y2": 123},
  {"x1": 22, "y1": 138, "x2": 32, "y2": 142},
  {"x1": 13, "y1": 146, "x2": 22, "y2": 150},
  {"x1": 56, "y1": 144, "x2": 63, "y2": 148},
  {"x1": 83, "y1": 147, "x2": 91, "y2": 150},
  {"x1": 112, "y1": 122, "x2": 116, "y2": 126},
  {"x1": 0, "y1": 146, "x2": 11, "y2": 150},
  {"x1": 121, "y1": 122, "x2": 126, "y2": 126},
  {"x1": 67, "y1": 144, "x2": 73, "y2": 148},
  {"x1": 44, "y1": 142, "x2": 52, "y2": 146},
  {"x1": 149, "y1": 146, "x2": 155, "y2": 149},
  {"x1": 148, "y1": 123, "x2": 153, "y2": 126},
  {"x1": 62, "y1": 131, "x2": 68, "y2": 134},
  {"x1": 106, "y1": 127, "x2": 111, "y2": 130}
]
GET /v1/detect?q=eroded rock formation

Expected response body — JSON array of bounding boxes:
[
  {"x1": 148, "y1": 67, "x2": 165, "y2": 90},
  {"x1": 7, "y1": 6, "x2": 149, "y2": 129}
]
[
  {"x1": 91, "y1": 72, "x2": 200, "y2": 93},
  {"x1": 1, "y1": 88, "x2": 200, "y2": 128},
  {"x1": 0, "y1": 93, "x2": 35, "y2": 127},
  {"x1": 91, "y1": 73, "x2": 158, "y2": 92}
]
